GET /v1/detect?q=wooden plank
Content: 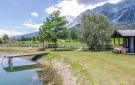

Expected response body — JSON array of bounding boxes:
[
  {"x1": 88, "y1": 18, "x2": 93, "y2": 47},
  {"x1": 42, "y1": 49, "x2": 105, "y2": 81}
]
[{"x1": 4, "y1": 52, "x2": 47, "y2": 58}]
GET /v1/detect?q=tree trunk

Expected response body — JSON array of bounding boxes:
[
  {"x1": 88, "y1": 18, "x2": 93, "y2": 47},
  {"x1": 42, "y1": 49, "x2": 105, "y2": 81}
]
[
  {"x1": 43, "y1": 40, "x2": 45, "y2": 48},
  {"x1": 54, "y1": 41, "x2": 57, "y2": 51}
]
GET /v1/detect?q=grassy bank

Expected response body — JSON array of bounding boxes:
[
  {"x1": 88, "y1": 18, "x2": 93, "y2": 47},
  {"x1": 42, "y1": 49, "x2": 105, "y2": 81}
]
[
  {"x1": 1, "y1": 47, "x2": 135, "y2": 85},
  {"x1": 44, "y1": 49, "x2": 135, "y2": 85}
]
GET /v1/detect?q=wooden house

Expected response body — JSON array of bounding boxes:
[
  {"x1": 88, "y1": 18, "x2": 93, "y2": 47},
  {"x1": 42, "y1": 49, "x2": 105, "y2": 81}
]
[{"x1": 112, "y1": 30, "x2": 135, "y2": 53}]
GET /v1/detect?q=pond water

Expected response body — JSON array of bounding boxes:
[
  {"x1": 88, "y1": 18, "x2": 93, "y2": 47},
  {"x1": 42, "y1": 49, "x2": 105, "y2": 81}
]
[{"x1": 0, "y1": 58, "x2": 62, "y2": 85}]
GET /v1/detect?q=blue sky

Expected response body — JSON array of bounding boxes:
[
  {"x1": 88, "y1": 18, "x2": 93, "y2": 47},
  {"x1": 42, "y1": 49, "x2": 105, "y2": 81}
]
[{"x1": 0, "y1": 0, "x2": 122, "y2": 36}]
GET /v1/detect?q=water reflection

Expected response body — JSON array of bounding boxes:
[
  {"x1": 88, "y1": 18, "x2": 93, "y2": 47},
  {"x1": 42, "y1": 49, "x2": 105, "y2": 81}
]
[
  {"x1": 0, "y1": 58, "x2": 62, "y2": 85},
  {"x1": 3, "y1": 64, "x2": 43, "y2": 72}
]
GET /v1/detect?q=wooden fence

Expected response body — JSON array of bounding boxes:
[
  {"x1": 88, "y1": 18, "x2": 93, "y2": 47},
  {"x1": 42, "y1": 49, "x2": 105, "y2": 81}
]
[{"x1": 0, "y1": 44, "x2": 113, "y2": 50}]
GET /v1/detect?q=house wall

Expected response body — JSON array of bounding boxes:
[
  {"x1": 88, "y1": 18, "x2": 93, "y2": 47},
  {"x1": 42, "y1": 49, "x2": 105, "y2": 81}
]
[
  {"x1": 123, "y1": 37, "x2": 135, "y2": 53},
  {"x1": 130, "y1": 37, "x2": 134, "y2": 53},
  {"x1": 123, "y1": 37, "x2": 130, "y2": 53}
]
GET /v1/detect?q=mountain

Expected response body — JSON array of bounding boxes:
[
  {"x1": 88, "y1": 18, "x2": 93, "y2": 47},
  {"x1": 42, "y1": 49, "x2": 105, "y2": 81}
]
[
  {"x1": 10, "y1": 0, "x2": 135, "y2": 40},
  {"x1": 9, "y1": 32, "x2": 37, "y2": 40},
  {"x1": 112, "y1": 5, "x2": 135, "y2": 23},
  {"x1": 69, "y1": 0, "x2": 135, "y2": 29}
]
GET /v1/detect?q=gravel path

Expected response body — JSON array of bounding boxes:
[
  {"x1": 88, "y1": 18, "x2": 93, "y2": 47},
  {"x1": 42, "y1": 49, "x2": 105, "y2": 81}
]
[{"x1": 38, "y1": 59, "x2": 77, "y2": 85}]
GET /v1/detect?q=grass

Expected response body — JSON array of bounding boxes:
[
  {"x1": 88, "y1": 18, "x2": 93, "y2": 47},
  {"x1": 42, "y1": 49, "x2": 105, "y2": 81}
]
[
  {"x1": 1, "y1": 47, "x2": 135, "y2": 85},
  {"x1": 57, "y1": 41, "x2": 81, "y2": 45},
  {"x1": 6, "y1": 37, "x2": 124, "y2": 50},
  {"x1": 0, "y1": 47, "x2": 37, "y2": 53},
  {"x1": 10, "y1": 40, "x2": 81, "y2": 46},
  {"x1": 45, "y1": 49, "x2": 135, "y2": 85},
  {"x1": 43, "y1": 52, "x2": 60, "y2": 60}
]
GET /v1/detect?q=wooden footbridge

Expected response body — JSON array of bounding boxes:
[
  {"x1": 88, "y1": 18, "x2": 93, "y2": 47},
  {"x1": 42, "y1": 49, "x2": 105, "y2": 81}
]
[
  {"x1": 4, "y1": 52, "x2": 47, "y2": 58},
  {"x1": 1, "y1": 52, "x2": 47, "y2": 68}
]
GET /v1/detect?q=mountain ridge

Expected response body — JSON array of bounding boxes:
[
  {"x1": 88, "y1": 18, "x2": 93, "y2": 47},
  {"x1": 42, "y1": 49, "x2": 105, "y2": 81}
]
[
  {"x1": 68, "y1": 0, "x2": 135, "y2": 29},
  {"x1": 11, "y1": 0, "x2": 135, "y2": 40},
  {"x1": 9, "y1": 32, "x2": 37, "y2": 40}
]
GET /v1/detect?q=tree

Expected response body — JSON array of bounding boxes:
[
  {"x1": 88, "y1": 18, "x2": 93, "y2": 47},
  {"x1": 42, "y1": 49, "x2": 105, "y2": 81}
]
[
  {"x1": 37, "y1": 19, "x2": 52, "y2": 47},
  {"x1": 20, "y1": 36, "x2": 26, "y2": 41},
  {"x1": 37, "y1": 26, "x2": 46, "y2": 47},
  {"x1": 0, "y1": 38, "x2": 3, "y2": 44},
  {"x1": 37, "y1": 11, "x2": 67, "y2": 50},
  {"x1": 38, "y1": 11, "x2": 67, "y2": 50},
  {"x1": 80, "y1": 14, "x2": 111, "y2": 50},
  {"x1": 58, "y1": 28, "x2": 70, "y2": 41},
  {"x1": 70, "y1": 28, "x2": 79, "y2": 41},
  {"x1": 32, "y1": 37, "x2": 36, "y2": 42},
  {"x1": 48, "y1": 11, "x2": 67, "y2": 50},
  {"x1": 2, "y1": 34, "x2": 9, "y2": 41}
]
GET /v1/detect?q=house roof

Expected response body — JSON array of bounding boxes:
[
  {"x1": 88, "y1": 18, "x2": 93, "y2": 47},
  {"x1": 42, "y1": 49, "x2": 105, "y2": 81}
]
[{"x1": 116, "y1": 30, "x2": 135, "y2": 37}]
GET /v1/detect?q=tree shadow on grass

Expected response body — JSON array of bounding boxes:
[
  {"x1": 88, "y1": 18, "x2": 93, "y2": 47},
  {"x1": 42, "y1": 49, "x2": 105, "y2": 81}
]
[{"x1": 31, "y1": 53, "x2": 49, "y2": 61}]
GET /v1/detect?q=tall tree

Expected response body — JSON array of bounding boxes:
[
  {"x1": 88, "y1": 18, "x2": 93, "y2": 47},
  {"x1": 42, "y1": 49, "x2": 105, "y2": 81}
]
[
  {"x1": 58, "y1": 28, "x2": 70, "y2": 41},
  {"x1": 47, "y1": 10, "x2": 67, "y2": 50},
  {"x1": 38, "y1": 10, "x2": 67, "y2": 50},
  {"x1": 37, "y1": 26, "x2": 46, "y2": 47},
  {"x1": 80, "y1": 14, "x2": 111, "y2": 50},
  {"x1": 37, "y1": 18, "x2": 52, "y2": 47}
]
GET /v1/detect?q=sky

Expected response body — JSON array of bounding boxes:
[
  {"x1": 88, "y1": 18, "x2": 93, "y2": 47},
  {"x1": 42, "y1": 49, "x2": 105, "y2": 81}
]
[{"x1": 0, "y1": 0, "x2": 122, "y2": 36}]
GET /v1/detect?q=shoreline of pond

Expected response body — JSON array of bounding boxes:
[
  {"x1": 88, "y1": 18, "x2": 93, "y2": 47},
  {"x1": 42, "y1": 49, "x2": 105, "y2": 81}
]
[
  {"x1": 38, "y1": 59, "x2": 77, "y2": 85},
  {"x1": 0, "y1": 52, "x2": 77, "y2": 85}
]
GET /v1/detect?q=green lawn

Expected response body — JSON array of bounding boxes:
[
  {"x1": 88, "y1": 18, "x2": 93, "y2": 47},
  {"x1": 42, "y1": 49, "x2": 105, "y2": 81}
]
[
  {"x1": 0, "y1": 47, "x2": 135, "y2": 85},
  {"x1": 57, "y1": 41, "x2": 81, "y2": 45},
  {"x1": 45, "y1": 49, "x2": 135, "y2": 85},
  {"x1": 9, "y1": 40, "x2": 81, "y2": 46},
  {"x1": 9, "y1": 38, "x2": 123, "y2": 46},
  {"x1": 0, "y1": 47, "x2": 37, "y2": 53}
]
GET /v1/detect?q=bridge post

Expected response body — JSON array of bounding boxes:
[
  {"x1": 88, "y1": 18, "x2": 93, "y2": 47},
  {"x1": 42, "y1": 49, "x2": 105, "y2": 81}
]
[{"x1": 8, "y1": 58, "x2": 13, "y2": 70}]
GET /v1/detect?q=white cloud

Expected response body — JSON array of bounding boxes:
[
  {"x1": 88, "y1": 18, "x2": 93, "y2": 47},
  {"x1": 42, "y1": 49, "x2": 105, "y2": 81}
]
[
  {"x1": 46, "y1": 6, "x2": 59, "y2": 14},
  {"x1": 45, "y1": 0, "x2": 122, "y2": 19},
  {"x1": 45, "y1": 0, "x2": 107, "y2": 24},
  {"x1": 23, "y1": 19, "x2": 42, "y2": 31},
  {"x1": 31, "y1": 12, "x2": 39, "y2": 18},
  {"x1": 46, "y1": 0, "x2": 86, "y2": 17},
  {"x1": 0, "y1": 29, "x2": 23, "y2": 37}
]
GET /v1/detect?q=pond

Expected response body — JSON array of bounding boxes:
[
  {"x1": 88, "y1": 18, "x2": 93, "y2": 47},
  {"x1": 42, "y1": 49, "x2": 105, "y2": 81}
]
[{"x1": 0, "y1": 58, "x2": 62, "y2": 85}]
